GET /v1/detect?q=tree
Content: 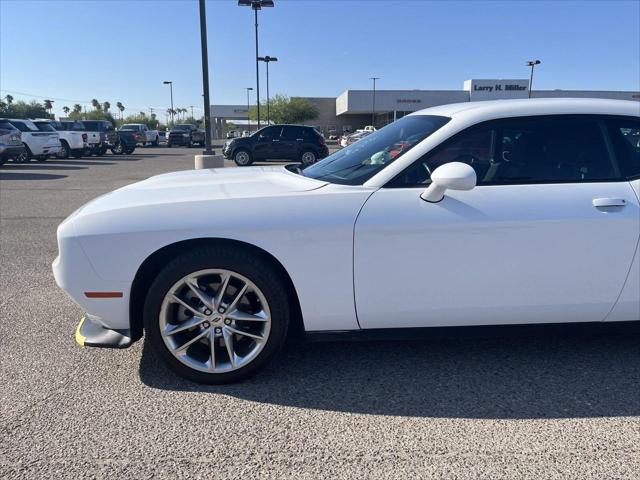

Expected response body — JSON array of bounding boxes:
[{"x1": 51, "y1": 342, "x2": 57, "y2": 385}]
[
  {"x1": 62, "y1": 106, "x2": 70, "y2": 115},
  {"x1": 103, "y1": 101, "x2": 111, "y2": 112},
  {"x1": 91, "y1": 99, "x2": 101, "y2": 111},
  {"x1": 4, "y1": 94, "x2": 13, "y2": 104},
  {"x1": 122, "y1": 112, "x2": 159, "y2": 130},
  {"x1": 249, "y1": 95, "x2": 318, "y2": 125},
  {"x1": 116, "y1": 102, "x2": 125, "y2": 120},
  {"x1": 43, "y1": 99, "x2": 53, "y2": 113},
  {"x1": 73, "y1": 104, "x2": 82, "y2": 113},
  {"x1": 0, "y1": 100, "x2": 48, "y2": 119}
]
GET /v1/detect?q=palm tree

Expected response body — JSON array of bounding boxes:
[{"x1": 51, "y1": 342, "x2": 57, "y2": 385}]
[
  {"x1": 62, "y1": 106, "x2": 70, "y2": 115},
  {"x1": 116, "y1": 102, "x2": 124, "y2": 120},
  {"x1": 102, "y1": 101, "x2": 111, "y2": 112},
  {"x1": 91, "y1": 99, "x2": 100, "y2": 111},
  {"x1": 72, "y1": 104, "x2": 82, "y2": 114},
  {"x1": 5, "y1": 94, "x2": 13, "y2": 104}
]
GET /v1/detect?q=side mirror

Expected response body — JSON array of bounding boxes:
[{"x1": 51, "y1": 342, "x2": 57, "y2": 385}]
[{"x1": 420, "y1": 162, "x2": 477, "y2": 203}]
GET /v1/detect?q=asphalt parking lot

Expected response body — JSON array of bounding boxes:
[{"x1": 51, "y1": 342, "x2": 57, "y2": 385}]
[{"x1": 1, "y1": 146, "x2": 640, "y2": 479}]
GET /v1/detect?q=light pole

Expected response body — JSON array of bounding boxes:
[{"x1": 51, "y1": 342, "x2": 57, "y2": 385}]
[
  {"x1": 199, "y1": 0, "x2": 213, "y2": 154},
  {"x1": 369, "y1": 77, "x2": 379, "y2": 127},
  {"x1": 258, "y1": 55, "x2": 278, "y2": 124},
  {"x1": 163, "y1": 81, "x2": 174, "y2": 124},
  {"x1": 245, "y1": 87, "x2": 253, "y2": 132},
  {"x1": 526, "y1": 60, "x2": 541, "y2": 98},
  {"x1": 238, "y1": 0, "x2": 274, "y2": 130}
]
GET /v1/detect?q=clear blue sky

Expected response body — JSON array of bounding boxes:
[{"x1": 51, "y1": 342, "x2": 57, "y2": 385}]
[{"x1": 1, "y1": 0, "x2": 639, "y2": 119}]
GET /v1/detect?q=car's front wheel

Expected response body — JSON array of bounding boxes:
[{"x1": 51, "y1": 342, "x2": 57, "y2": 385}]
[
  {"x1": 143, "y1": 246, "x2": 290, "y2": 384},
  {"x1": 233, "y1": 149, "x2": 253, "y2": 166}
]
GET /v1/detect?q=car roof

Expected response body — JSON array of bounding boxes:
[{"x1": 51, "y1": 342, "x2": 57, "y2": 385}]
[{"x1": 410, "y1": 98, "x2": 640, "y2": 121}]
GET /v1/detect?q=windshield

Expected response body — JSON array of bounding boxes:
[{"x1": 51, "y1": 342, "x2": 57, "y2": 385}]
[
  {"x1": 302, "y1": 115, "x2": 450, "y2": 185},
  {"x1": 120, "y1": 124, "x2": 139, "y2": 130}
]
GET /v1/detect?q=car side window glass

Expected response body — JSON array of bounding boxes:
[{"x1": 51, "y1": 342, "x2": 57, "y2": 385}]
[
  {"x1": 258, "y1": 127, "x2": 280, "y2": 140},
  {"x1": 389, "y1": 116, "x2": 621, "y2": 187},
  {"x1": 606, "y1": 118, "x2": 640, "y2": 179},
  {"x1": 281, "y1": 126, "x2": 305, "y2": 140}
]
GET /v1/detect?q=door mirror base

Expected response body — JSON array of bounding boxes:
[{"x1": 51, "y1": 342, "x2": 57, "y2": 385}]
[{"x1": 420, "y1": 162, "x2": 477, "y2": 203}]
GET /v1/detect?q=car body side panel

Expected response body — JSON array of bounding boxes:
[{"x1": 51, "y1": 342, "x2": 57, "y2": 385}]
[
  {"x1": 63, "y1": 184, "x2": 373, "y2": 332},
  {"x1": 605, "y1": 178, "x2": 640, "y2": 322}
]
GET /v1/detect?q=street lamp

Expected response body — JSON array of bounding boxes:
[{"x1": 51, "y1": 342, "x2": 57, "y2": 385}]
[
  {"x1": 163, "y1": 81, "x2": 174, "y2": 124},
  {"x1": 369, "y1": 77, "x2": 380, "y2": 127},
  {"x1": 198, "y1": 0, "x2": 213, "y2": 154},
  {"x1": 245, "y1": 87, "x2": 253, "y2": 132},
  {"x1": 526, "y1": 60, "x2": 541, "y2": 99},
  {"x1": 238, "y1": 0, "x2": 274, "y2": 130},
  {"x1": 258, "y1": 55, "x2": 278, "y2": 124}
]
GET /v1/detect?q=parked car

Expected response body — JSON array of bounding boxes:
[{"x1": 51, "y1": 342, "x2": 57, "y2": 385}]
[
  {"x1": 80, "y1": 120, "x2": 117, "y2": 156},
  {"x1": 119, "y1": 124, "x2": 159, "y2": 147},
  {"x1": 8, "y1": 118, "x2": 60, "y2": 162},
  {"x1": 35, "y1": 120, "x2": 87, "y2": 159},
  {"x1": 242, "y1": 130, "x2": 250, "y2": 137},
  {"x1": 222, "y1": 124, "x2": 329, "y2": 166},
  {"x1": 226, "y1": 131, "x2": 236, "y2": 139},
  {"x1": 156, "y1": 130, "x2": 167, "y2": 145},
  {"x1": 53, "y1": 99, "x2": 640, "y2": 385},
  {"x1": 109, "y1": 131, "x2": 137, "y2": 155},
  {"x1": 167, "y1": 124, "x2": 205, "y2": 147},
  {"x1": 0, "y1": 118, "x2": 25, "y2": 166},
  {"x1": 339, "y1": 130, "x2": 372, "y2": 148}
]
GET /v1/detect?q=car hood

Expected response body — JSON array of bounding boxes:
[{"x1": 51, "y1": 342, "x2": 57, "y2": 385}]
[{"x1": 75, "y1": 165, "x2": 327, "y2": 217}]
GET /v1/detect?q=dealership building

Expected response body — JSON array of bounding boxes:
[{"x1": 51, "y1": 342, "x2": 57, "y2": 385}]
[{"x1": 210, "y1": 78, "x2": 640, "y2": 137}]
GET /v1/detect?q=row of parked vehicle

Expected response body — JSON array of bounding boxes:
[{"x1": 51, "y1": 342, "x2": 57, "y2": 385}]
[{"x1": 0, "y1": 118, "x2": 141, "y2": 166}]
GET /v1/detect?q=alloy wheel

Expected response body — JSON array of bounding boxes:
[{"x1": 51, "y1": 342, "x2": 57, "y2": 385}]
[
  {"x1": 159, "y1": 269, "x2": 271, "y2": 374},
  {"x1": 301, "y1": 151, "x2": 316, "y2": 166}
]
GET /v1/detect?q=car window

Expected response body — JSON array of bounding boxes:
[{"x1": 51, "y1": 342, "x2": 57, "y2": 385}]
[
  {"x1": 281, "y1": 126, "x2": 307, "y2": 141},
  {"x1": 0, "y1": 120, "x2": 17, "y2": 131},
  {"x1": 10, "y1": 121, "x2": 32, "y2": 132},
  {"x1": 606, "y1": 118, "x2": 640, "y2": 179},
  {"x1": 389, "y1": 116, "x2": 621, "y2": 187},
  {"x1": 256, "y1": 126, "x2": 282, "y2": 140},
  {"x1": 34, "y1": 122, "x2": 56, "y2": 132},
  {"x1": 302, "y1": 115, "x2": 450, "y2": 185}
]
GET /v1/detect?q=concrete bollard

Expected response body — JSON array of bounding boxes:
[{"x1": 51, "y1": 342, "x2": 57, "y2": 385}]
[{"x1": 195, "y1": 154, "x2": 225, "y2": 170}]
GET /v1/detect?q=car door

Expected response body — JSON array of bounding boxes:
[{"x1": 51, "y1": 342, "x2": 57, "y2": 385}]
[
  {"x1": 278, "y1": 126, "x2": 302, "y2": 160},
  {"x1": 253, "y1": 126, "x2": 281, "y2": 160},
  {"x1": 354, "y1": 115, "x2": 640, "y2": 329}
]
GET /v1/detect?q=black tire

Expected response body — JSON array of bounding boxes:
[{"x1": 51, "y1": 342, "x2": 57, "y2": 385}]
[
  {"x1": 71, "y1": 149, "x2": 83, "y2": 159},
  {"x1": 36, "y1": 155, "x2": 48, "y2": 162},
  {"x1": 143, "y1": 245, "x2": 290, "y2": 384},
  {"x1": 56, "y1": 141, "x2": 70, "y2": 159},
  {"x1": 14, "y1": 144, "x2": 32, "y2": 163},
  {"x1": 300, "y1": 149, "x2": 317, "y2": 167},
  {"x1": 111, "y1": 142, "x2": 125, "y2": 155},
  {"x1": 153, "y1": 138, "x2": 159, "y2": 147},
  {"x1": 233, "y1": 149, "x2": 253, "y2": 167},
  {"x1": 0, "y1": 157, "x2": 7, "y2": 167},
  {"x1": 96, "y1": 145, "x2": 107, "y2": 156},
  {"x1": 124, "y1": 147, "x2": 135, "y2": 154},
  {"x1": 167, "y1": 143, "x2": 172, "y2": 148}
]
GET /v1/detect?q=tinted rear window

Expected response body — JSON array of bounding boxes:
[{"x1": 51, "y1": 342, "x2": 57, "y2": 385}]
[
  {"x1": 34, "y1": 122, "x2": 56, "y2": 132},
  {"x1": 0, "y1": 120, "x2": 17, "y2": 130},
  {"x1": 10, "y1": 121, "x2": 32, "y2": 132}
]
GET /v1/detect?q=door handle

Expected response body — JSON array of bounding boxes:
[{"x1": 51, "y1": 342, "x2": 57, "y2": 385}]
[
  {"x1": 592, "y1": 198, "x2": 626, "y2": 208},
  {"x1": 272, "y1": 139, "x2": 280, "y2": 142}
]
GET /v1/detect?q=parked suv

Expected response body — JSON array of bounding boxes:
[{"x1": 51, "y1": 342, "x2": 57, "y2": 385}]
[
  {"x1": 222, "y1": 124, "x2": 329, "y2": 166},
  {"x1": 35, "y1": 120, "x2": 87, "y2": 159},
  {"x1": 119, "y1": 123, "x2": 159, "y2": 146},
  {"x1": 0, "y1": 118, "x2": 25, "y2": 165},
  {"x1": 167, "y1": 124, "x2": 205, "y2": 147},
  {"x1": 8, "y1": 118, "x2": 60, "y2": 162},
  {"x1": 80, "y1": 120, "x2": 117, "y2": 156}
]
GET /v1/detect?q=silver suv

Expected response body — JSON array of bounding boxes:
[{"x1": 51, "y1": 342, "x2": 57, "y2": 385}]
[{"x1": 0, "y1": 118, "x2": 25, "y2": 166}]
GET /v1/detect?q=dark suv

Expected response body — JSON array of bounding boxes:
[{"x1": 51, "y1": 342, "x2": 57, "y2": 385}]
[
  {"x1": 222, "y1": 125, "x2": 329, "y2": 166},
  {"x1": 167, "y1": 124, "x2": 205, "y2": 148}
]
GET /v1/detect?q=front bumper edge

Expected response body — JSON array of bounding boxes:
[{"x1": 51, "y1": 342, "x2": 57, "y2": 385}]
[{"x1": 75, "y1": 315, "x2": 133, "y2": 349}]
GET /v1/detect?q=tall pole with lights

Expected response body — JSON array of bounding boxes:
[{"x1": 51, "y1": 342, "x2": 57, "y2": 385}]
[
  {"x1": 245, "y1": 87, "x2": 253, "y2": 132},
  {"x1": 238, "y1": 0, "x2": 274, "y2": 130},
  {"x1": 370, "y1": 77, "x2": 380, "y2": 127},
  {"x1": 163, "y1": 81, "x2": 174, "y2": 124},
  {"x1": 258, "y1": 55, "x2": 278, "y2": 124},
  {"x1": 199, "y1": 0, "x2": 213, "y2": 154},
  {"x1": 526, "y1": 60, "x2": 541, "y2": 99}
]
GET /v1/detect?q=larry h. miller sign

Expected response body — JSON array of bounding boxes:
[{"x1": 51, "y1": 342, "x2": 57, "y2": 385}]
[{"x1": 464, "y1": 79, "x2": 530, "y2": 101}]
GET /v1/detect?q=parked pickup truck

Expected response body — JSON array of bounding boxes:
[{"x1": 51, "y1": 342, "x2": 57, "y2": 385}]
[
  {"x1": 34, "y1": 119, "x2": 87, "y2": 159},
  {"x1": 119, "y1": 123, "x2": 159, "y2": 146},
  {"x1": 8, "y1": 118, "x2": 60, "y2": 162},
  {"x1": 79, "y1": 120, "x2": 117, "y2": 156},
  {"x1": 167, "y1": 124, "x2": 205, "y2": 147},
  {"x1": 0, "y1": 118, "x2": 25, "y2": 166}
]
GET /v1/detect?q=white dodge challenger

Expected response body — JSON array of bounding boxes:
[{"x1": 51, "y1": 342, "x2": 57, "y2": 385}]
[{"x1": 53, "y1": 98, "x2": 640, "y2": 383}]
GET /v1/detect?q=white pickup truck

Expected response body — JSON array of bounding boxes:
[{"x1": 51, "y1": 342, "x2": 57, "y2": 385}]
[
  {"x1": 8, "y1": 118, "x2": 60, "y2": 162},
  {"x1": 119, "y1": 124, "x2": 159, "y2": 146},
  {"x1": 34, "y1": 120, "x2": 87, "y2": 159}
]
